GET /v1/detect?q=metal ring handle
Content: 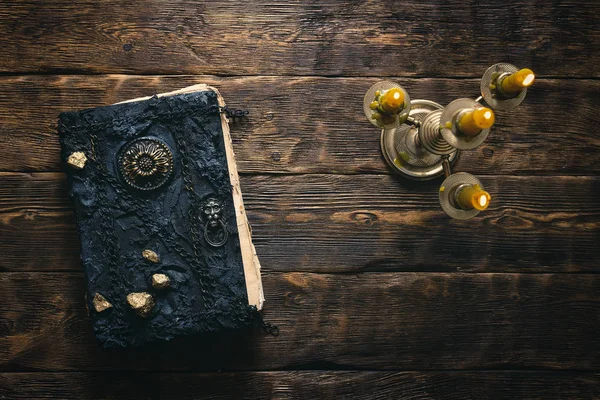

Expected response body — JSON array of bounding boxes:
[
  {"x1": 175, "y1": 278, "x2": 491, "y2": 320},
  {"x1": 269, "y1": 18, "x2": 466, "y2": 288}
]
[{"x1": 204, "y1": 219, "x2": 228, "y2": 247}]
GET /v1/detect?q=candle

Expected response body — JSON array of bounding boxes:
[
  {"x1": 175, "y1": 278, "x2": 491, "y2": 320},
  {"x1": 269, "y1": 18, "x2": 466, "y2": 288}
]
[
  {"x1": 456, "y1": 184, "x2": 491, "y2": 211},
  {"x1": 500, "y1": 68, "x2": 535, "y2": 95},
  {"x1": 379, "y1": 88, "x2": 405, "y2": 114},
  {"x1": 457, "y1": 107, "x2": 495, "y2": 137}
]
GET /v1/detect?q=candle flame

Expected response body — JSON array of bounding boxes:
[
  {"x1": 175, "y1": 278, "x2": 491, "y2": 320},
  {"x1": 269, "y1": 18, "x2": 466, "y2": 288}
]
[
  {"x1": 478, "y1": 195, "x2": 488, "y2": 207},
  {"x1": 457, "y1": 184, "x2": 490, "y2": 211},
  {"x1": 522, "y1": 73, "x2": 535, "y2": 86}
]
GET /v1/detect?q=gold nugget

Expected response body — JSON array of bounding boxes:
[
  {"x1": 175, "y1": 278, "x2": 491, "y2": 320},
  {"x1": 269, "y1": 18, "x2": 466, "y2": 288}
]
[
  {"x1": 92, "y1": 292, "x2": 112, "y2": 313},
  {"x1": 127, "y1": 292, "x2": 155, "y2": 317},
  {"x1": 142, "y1": 249, "x2": 160, "y2": 263},
  {"x1": 67, "y1": 151, "x2": 87, "y2": 170},
  {"x1": 152, "y1": 273, "x2": 170, "y2": 289}
]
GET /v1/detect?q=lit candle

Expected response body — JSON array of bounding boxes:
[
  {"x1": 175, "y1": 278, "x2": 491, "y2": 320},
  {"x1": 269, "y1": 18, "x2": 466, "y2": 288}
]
[
  {"x1": 457, "y1": 107, "x2": 495, "y2": 137},
  {"x1": 456, "y1": 184, "x2": 491, "y2": 211},
  {"x1": 500, "y1": 68, "x2": 535, "y2": 95},
  {"x1": 379, "y1": 88, "x2": 405, "y2": 114}
]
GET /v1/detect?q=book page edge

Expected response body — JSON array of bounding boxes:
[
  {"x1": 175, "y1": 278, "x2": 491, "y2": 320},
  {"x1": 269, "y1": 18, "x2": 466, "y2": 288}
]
[{"x1": 210, "y1": 86, "x2": 265, "y2": 310}]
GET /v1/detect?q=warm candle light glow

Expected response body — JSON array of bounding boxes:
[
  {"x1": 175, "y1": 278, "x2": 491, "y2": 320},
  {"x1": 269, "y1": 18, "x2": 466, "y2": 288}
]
[
  {"x1": 457, "y1": 107, "x2": 495, "y2": 137},
  {"x1": 457, "y1": 184, "x2": 491, "y2": 211},
  {"x1": 478, "y1": 194, "x2": 488, "y2": 207},
  {"x1": 522, "y1": 73, "x2": 535, "y2": 86},
  {"x1": 379, "y1": 88, "x2": 405, "y2": 113},
  {"x1": 500, "y1": 68, "x2": 535, "y2": 94}
]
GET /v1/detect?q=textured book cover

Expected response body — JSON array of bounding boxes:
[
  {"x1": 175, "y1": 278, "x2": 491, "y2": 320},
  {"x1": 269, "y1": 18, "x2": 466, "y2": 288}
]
[{"x1": 58, "y1": 84, "x2": 264, "y2": 348}]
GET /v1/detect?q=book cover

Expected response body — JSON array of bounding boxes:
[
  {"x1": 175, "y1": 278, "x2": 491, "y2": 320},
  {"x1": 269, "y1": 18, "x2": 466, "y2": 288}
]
[{"x1": 58, "y1": 84, "x2": 264, "y2": 347}]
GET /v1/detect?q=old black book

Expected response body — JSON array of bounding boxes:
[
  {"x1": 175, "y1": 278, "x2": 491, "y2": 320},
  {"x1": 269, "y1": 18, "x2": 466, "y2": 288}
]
[{"x1": 58, "y1": 85, "x2": 264, "y2": 348}]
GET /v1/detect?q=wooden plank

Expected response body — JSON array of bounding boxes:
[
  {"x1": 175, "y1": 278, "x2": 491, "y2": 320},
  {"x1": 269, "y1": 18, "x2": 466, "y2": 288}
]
[
  {"x1": 1, "y1": 1, "x2": 598, "y2": 76},
  {"x1": 0, "y1": 371, "x2": 599, "y2": 399},
  {"x1": 0, "y1": 272, "x2": 598, "y2": 371},
  {"x1": 0, "y1": 75, "x2": 598, "y2": 174},
  {"x1": 0, "y1": 173, "x2": 598, "y2": 273}
]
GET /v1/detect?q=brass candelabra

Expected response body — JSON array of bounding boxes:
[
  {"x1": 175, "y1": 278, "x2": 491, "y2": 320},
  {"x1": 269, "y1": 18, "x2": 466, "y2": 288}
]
[{"x1": 363, "y1": 63, "x2": 535, "y2": 220}]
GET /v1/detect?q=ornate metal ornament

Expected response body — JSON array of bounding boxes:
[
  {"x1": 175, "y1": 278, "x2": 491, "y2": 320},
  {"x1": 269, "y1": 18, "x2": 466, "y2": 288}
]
[
  {"x1": 118, "y1": 137, "x2": 174, "y2": 191},
  {"x1": 203, "y1": 199, "x2": 228, "y2": 247}
]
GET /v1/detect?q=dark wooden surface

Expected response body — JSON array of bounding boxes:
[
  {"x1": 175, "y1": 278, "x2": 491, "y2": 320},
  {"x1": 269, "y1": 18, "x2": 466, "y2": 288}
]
[{"x1": 0, "y1": 1, "x2": 599, "y2": 399}]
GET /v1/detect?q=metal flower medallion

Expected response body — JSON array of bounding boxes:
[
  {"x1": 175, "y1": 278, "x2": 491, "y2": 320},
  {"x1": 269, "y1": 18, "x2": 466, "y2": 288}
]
[{"x1": 118, "y1": 137, "x2": 174, "y2": 191}]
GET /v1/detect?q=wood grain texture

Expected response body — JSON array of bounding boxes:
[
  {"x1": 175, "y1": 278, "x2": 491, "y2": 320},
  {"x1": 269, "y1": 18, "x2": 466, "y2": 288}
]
[
  {"x1": 1, "y1": 75, "x2": 598, "y2": 174},
  {"x1": 1, "y1": 272, "x2": 599, "y2": 372},
  {"x1": 0, "y1": 173, "x2": 597, "y2": 273},
  {"x1": 1, "y1": 371, "x2": 599, "y2": 399},
  {"x1": 1, "y1": 1, "x2": 598, "y2": 76},
  {"x1": 1, "y1": 0, "x2": 599, "y2": 397}
]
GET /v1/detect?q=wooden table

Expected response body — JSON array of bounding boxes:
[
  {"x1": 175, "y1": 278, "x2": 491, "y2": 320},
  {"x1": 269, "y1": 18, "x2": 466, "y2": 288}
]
[{"x1": 1, "y1": 1, "x2": 599, "y2": 399}]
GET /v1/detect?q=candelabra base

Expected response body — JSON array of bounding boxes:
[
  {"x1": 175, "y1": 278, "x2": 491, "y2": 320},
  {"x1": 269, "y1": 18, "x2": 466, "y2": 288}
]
[{"x1": 380, "y1": 99, "x2": 459, "y2": 180}]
